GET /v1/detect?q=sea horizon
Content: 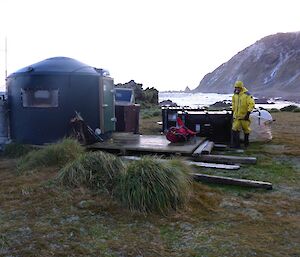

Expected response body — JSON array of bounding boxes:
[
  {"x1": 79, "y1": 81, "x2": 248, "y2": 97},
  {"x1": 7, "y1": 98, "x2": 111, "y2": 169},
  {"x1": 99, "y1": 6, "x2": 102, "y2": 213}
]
[{"x1": 159, "y1": 92, "x2": 300, "y2": 109}]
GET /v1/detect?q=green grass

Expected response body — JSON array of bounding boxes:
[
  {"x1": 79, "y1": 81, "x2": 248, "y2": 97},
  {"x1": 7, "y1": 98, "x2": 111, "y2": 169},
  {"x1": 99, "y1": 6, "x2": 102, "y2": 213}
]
[
  {"x1": 116, "y1": 157, "x2": 192, "y2": 213},
  {"x1": 0, "y1": 112, "x2": 299, "y2": 256},
  {"x1": 0, "y1": 234, "x2": 9, "y2": 249},
  {"x1": 56, "y1": 151, "x2": 125, "y2": 194},
  {"x1": 141, "y1": 107, "x2": 161, "y2": 119},
  {"x1": 159, "y1": 224, "x2": 183, "y2": 248},
  {"x1": 16, "y1": 138, "x2": 84, "y2": 174},
  {"x1": 196, "y1": 141, "x2": 300, "y2": 194}
]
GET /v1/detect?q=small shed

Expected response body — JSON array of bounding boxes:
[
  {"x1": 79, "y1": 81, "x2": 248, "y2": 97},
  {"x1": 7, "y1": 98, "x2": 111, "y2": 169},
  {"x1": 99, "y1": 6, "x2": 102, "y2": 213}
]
[{"x1": 7, "y1": 57, "x2": 115, "y2": 144}]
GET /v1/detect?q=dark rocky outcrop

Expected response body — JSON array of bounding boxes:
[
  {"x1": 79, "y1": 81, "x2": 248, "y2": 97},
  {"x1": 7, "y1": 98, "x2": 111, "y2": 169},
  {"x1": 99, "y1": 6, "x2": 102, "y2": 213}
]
[
  {"x1": 115, "y1": 80, "x2": 159, "y2": 106},
  {"x1": 159, "y1": 99, "x2": 178, "y2": 107},
  {"x1": 194, "y1": 32, "x2": 300, "y2": 101},
  {"x1": 209, "y1": 100, "x2": 231, "y2": 109}
]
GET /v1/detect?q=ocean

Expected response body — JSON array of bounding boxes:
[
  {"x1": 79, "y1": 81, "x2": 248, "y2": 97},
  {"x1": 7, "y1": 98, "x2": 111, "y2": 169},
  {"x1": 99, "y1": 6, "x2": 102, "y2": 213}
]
[{"x1": 158, "y1": 92, "x2": 299, "y2": 109}]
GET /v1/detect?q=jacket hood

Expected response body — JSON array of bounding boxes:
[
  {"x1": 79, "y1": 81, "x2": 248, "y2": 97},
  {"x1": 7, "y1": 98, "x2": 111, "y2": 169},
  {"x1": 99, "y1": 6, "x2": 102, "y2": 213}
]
[{"x1": 240, "y1": 86, "x2": 248, "y2": 94}]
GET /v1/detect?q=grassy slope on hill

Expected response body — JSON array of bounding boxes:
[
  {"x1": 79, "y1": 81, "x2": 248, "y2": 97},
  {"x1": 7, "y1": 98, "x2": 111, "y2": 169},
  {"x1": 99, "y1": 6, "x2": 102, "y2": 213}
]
[{"x1": 0, "y1": 112, "x2": 299, "y2": 257}]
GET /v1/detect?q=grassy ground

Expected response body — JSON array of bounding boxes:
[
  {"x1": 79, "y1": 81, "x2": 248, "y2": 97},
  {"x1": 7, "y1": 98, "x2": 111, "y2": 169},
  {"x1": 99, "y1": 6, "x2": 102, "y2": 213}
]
[{"x1": 0, "y1": 112, "x2": 299, "y2": 256}]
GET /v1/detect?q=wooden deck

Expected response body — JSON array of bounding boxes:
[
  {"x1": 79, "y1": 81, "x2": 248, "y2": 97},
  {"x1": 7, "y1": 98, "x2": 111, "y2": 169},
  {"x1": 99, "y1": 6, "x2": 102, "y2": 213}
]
[{"x1": 88, "y1": 135, "x2": 206, "y2": 155}]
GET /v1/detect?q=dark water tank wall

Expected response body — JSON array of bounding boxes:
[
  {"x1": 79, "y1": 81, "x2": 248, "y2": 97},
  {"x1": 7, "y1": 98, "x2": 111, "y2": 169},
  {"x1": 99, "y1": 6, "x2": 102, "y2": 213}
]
[
  {"x1": 7, "y1": 57, "x2": 113, "y2": 144},
  {"x1": 0, "y1": 94, "x2": 8, "y2": 145}
]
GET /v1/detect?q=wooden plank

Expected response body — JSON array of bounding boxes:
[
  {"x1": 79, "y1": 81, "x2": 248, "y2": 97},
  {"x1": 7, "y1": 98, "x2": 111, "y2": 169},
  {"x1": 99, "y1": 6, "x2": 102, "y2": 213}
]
[
  {"x1": 192, "y1": 140, "x2": 209, "y2": 156},
  {"x1": 120, "y1": 156, "x2": 270, "y2": 189},
  {"x1": 121, "y1": 156, "x2": 240, "y2": 170},
  {"x1": 201, "y1": 141, "x2": 214, "y2": 155},
  {"x1": 192, "y1": 173, "x2": 272, "y2": 190},
  {"x1": 193, "y1": 154, "x2": 257, "y2": 164}
]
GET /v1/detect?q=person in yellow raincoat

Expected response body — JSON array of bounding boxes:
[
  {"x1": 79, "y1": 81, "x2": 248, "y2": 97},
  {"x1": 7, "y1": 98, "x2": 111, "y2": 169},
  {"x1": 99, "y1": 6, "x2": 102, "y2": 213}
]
[{"x1": 231, "y1": 81, "x2": 255, "y2": 148}]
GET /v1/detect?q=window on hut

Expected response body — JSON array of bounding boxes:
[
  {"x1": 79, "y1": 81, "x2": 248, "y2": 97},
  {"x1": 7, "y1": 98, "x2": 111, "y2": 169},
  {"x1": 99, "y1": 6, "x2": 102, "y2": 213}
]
[{"x1": 21, "y1": 89, "x2": 59, "y2": 108}]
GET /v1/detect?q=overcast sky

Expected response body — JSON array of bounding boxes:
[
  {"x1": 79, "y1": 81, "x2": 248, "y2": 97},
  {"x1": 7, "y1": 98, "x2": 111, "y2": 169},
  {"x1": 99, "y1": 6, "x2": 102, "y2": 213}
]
[{"x1": 0, "y1": 0, "x2": 299, "y2": 91}]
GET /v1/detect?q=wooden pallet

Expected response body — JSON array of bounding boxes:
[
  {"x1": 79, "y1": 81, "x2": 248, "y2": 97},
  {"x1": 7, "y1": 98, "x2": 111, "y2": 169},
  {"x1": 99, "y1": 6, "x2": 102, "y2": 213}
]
[{"x1": 88, "y1": 134, "x2": 207, "y2": 155}]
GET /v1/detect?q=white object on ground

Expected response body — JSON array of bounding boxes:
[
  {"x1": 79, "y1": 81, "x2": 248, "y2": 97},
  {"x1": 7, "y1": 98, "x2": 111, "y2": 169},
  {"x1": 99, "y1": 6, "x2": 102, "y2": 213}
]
[{"x1": 249, "y1": 109, "x2": 273, "y2": 142}]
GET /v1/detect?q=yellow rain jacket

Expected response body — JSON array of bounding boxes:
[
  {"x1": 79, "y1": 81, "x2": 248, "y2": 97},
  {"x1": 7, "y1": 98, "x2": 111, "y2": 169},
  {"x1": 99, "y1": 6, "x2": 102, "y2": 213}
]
[
  {"x1": 232, "y1": 81, "x2": 255, "y2": 133},
  {"x1": 232, "y1": 84, "x2": 255, "y2": 120}
]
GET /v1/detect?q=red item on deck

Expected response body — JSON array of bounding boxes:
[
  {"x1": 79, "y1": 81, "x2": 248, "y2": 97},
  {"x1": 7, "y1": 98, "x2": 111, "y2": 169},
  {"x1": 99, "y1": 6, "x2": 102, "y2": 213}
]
[{"x1": 166, "y1": 117, "x2": 196, "y2": 143}]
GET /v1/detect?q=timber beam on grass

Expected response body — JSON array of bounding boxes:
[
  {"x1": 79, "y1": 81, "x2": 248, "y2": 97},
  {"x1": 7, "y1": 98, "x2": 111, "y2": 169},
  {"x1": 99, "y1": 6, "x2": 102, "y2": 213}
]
[
  {"x1": 201, "y1": 141, "x2": 214, "y2": 155},
  {"x1": 191, "y1": 140, "x2": 209, "y2": 156},
  {"x1": 192, "y1": 173, "x2": 273, "y2": 190},
  {"x1": 121, "y1": 156, "x2": 240, "y2": 170},
  {"x1": 193, "y1": 154, "x2": 257, "y2": 165},
  {"x1": 184, "y1": 160, "x2": 239, "y2": 170},
  {"x1": 214, "y1": 144, "x2": 245, "y2": 154},
  {"x1": 213, "y1": 144, "x2": 228, "y2": 149},
  {"x1": 192, "y1": 140, "x2": 215, "y2": 156}
]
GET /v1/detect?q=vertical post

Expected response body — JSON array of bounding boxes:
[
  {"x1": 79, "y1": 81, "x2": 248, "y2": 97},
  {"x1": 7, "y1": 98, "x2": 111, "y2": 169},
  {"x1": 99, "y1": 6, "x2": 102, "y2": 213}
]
[
  {"x1": 5, "y1": 37, "x2": 7, "y2": 79},
  {"x1": 99, "y1": 77, "x2": 104, "y2": 133}
]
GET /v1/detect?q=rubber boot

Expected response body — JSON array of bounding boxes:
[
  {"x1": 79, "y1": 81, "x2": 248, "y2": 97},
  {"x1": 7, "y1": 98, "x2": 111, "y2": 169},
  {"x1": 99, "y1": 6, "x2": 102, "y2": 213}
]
[
  {"x1": 235, "y1": 131, "x2": 241, "y2": 149},
  {"x1": 230, "y1": 130, "x2": 241, "y2": 149},
  {"x1": 244, "y1": 133, "x2": 249, "y2": 148}
]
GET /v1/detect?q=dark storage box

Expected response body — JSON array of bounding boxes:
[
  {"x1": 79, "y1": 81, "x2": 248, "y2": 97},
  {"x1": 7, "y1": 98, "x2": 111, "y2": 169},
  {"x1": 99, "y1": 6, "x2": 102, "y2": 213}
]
[
  {"x1": 162, "y1": 107, "x2": 232, "y2": 143},
  {"x1": 115, "y1": 104, "x2": 140, "y2": 133}
]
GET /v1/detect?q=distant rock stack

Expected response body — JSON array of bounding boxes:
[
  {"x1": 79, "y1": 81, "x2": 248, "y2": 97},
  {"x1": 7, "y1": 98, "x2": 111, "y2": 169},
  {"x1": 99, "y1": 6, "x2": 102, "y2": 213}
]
[
  {"x1": 194, "y1": 32, "x2": 300, "y2": 101},
  {"x1": 184, "y1": 86, "x2": 191, "y2": 92}
]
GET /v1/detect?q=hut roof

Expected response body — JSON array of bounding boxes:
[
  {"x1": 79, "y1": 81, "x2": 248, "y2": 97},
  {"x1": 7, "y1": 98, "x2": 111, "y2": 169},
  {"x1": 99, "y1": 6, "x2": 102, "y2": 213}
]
[{"x1": 9, "y1": 57, "x2": 101, "y2": 77}]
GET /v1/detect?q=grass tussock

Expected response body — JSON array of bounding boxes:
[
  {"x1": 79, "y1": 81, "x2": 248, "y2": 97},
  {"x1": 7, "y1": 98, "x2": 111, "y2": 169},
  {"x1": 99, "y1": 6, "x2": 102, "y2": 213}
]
[
  {"x1": 56, "y1": 151, "x2": 125, "y2": 194},
  {"x1": 117, "y1": 157, "x2": 192, "y2": 214},
  {"x1": 16, "y1": 138, "x2": 84, "y2": 174},
  {"x1": 2, "y1": 143, "x2": 33, "y2": 158}
]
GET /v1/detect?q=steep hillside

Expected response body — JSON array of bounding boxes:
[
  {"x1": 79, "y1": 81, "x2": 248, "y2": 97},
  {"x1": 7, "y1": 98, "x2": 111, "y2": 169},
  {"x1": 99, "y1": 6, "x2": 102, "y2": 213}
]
[{"x1": 195, "y1": 32, "x2": 300, "y2": 101}]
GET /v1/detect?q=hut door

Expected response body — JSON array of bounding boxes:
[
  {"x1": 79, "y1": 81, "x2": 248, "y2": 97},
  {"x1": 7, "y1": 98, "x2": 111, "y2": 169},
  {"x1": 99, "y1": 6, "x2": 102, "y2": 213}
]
[{"x1": 99, "y1": 77, "x2": 115, "y2": 133}]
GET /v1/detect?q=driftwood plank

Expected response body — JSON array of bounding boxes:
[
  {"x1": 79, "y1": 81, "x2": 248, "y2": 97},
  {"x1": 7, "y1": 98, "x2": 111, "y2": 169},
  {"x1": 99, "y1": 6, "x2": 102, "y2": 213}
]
[
  {"x1": 192, "y1": 173, "x2": 272, "y2": 190},
  {"x1": 193, "y1": 154, "x2": 257, "y2": 164}
]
